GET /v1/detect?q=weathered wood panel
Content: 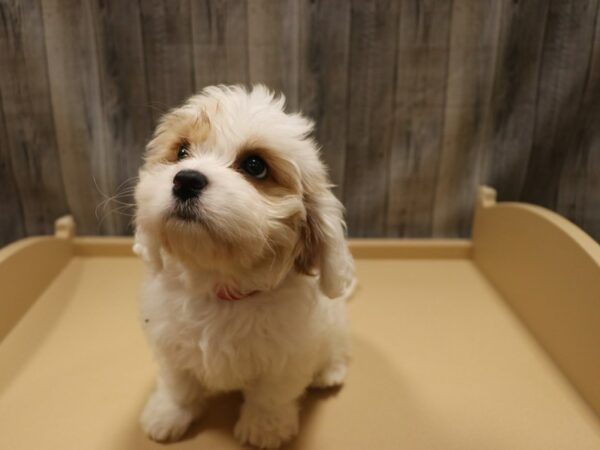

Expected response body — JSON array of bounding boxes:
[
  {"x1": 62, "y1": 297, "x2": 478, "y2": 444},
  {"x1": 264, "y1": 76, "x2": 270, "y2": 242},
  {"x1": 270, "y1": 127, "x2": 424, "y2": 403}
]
[
  {"x1": 0, "y1": 0, "x2": 68, "y2": 237},
  {"x1": 344, "y1": 0, "x2": 399, "y2": 237},
  {"x1": 556, "y1": 2, "x2": 600, "y2": 233},
  {"x1": 247, "y1": 0, "x2": 301, "y2": 110},
  {"x1": 191, "y1": 0, "x2": 250, "y2": 88},
  {"x1": 90, "y1": 0, "x2": 153, "y2": 233},
  {"x1": 297, "y1": 0, "x2": 350, "y2": 198},
  {"x1": 140, "y1": 0, "x2": 196, "y2": 122},
  {"x1": 521, "y1": 0, "x2": 599, "y2": 210},
  {"x1": 0, "y1": 90, "x2": 25, "y2": 244},
  {"x1": 433, "y1": 0, "x2": 503, "y2": 237},
  {"x1": 480, "y1": 0, "x2": 549, "y2": 202},
  {"x1": 42, "y1": 0, "x2": 111, "y2": 234},
  {"x1": 1, "y1": 0, "x2": 600, "y2": 245},
  {"x1": 386, "y1": 0, "x2": 452, "y2": 237}
]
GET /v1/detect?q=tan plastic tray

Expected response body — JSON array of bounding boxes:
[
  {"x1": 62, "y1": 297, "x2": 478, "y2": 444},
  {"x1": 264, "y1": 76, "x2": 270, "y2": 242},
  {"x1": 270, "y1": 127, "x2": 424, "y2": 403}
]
[{"x1": 1, "y1": 187, "x2": 599, "y2": 450}]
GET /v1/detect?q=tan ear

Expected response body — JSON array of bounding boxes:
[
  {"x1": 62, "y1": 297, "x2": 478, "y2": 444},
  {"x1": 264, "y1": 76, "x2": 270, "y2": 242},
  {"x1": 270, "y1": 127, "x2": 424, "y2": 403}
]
[{"x1": 295, "y1": 187, "x2": 355, "y2": 299}]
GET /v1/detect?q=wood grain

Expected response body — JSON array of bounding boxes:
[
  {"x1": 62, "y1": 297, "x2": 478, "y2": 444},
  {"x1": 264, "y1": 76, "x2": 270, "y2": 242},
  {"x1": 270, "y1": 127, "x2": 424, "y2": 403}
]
[
  {"x1": 42, "y1": 0, "x2": 111, "y2": 234},
  {"x1": 480, "y1": 0, "x2": 549, "y2": 202},
  {"x1": 0, "y1": 90, "x2": 25, "y2": 246},
  {"x1": 0, "y1": 0, "x2": 68, "y2": 238},
  {"x1": 386, "y1": 0, "x2": 452, "y2": 237},
  {"x1": 90, "y1": 0, "x2": 153, "y2": 234},
  {"x1": 140, "y1": 0, "x2": 195, "y2": 122},
  {"x1": 556, "y1": 1, "x2": 600, "y2": 241},
  {"x1": 1, "y1": 1, "x2": 600, "y2": 243},
  {"x1": 247, "y1": 0, "x2": 300, "y2": 110},
  {"x1": 192, "y1": 0, "x2": 249, "y2": 88},
  {"x1": 297, "y1": 0, "x2": 351, "y2": 198},
  {"x1": 520, "y1": 0, "x2": 599, "y2": 210},
  {"x1": 433, "y1": 0, "x2": 503, "y2": 237},
  {"x1": 344, "y1": 0, "x2": 399, "y2": 237}
]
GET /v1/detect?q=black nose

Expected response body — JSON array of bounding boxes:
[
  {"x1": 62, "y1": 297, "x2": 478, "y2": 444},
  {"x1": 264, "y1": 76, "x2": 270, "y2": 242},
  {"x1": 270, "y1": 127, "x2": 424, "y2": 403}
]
[{"x1": 172, "y1": 170, "x2": 208, "y2": 200}]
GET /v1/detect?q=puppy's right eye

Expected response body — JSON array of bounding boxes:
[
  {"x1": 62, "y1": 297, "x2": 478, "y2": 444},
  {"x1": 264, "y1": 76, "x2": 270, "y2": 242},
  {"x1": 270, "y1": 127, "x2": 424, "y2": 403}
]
[{"x1": 177, "y1": 145, "x2": 189, "y2": 161}]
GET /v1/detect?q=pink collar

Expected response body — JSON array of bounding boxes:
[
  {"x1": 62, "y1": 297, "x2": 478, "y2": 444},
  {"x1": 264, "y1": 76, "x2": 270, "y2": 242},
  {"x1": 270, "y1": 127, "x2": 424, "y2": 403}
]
[{"x1": 214, "y1": 284, "x2": 259, "y2": 301}]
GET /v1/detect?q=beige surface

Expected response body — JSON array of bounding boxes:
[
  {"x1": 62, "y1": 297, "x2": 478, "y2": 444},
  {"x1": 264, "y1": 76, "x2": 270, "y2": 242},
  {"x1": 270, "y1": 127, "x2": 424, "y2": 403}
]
[
  {"x1": 1, "y1": 251, "x2": 599, "y2": 449},
  {"x1": 473, "y1": 187, "x2": 600, "y2": 417},
  {"x1": 0, "y1": 236, "x2": 71, "y2": 341}
]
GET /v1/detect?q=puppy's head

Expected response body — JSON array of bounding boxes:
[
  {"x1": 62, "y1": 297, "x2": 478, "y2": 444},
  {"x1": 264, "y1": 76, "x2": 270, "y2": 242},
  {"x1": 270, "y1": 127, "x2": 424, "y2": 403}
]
[{"x1": 135, "y1": 85, "x2": 353, "y2": 297}]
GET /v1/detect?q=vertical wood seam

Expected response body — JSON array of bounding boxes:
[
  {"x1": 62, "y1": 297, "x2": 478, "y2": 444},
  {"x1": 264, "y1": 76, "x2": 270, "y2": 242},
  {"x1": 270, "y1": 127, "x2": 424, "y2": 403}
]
[
  {"x1": 0, "y1": 89, "x2": 26, "y2": 232},
  {"x1": 37, "y1": 0, "x2": 70, "y2": 215},
  {"x1": 87, "y1": 0, "x2": 114, "y2": 233},
  {"x1": 136, "y1": 0, "x2": 153, "y2": 131},
  {"x1": 520, "y1": 4, "x2": 558, "y2": 201},
  {"x1": 558, "y1": 0, "x2": 600, "y2": 189},
  {"x1": 434, "y1": 0, "x2": 454, "y2": 228},
  {"x1": 189, "y1": 0, "x2": 199, "y2": 91},
  {"x1": 384, "y1": 2, "x2": 402, "y2": 236},
  {"x1": 341, "y1": 3, "x2": 355, "y2": 207},
  {"x1": 187, "y1": 0, "x2": 196, "y2": 93},
  {"x1": 0, "y1": 12, "x2": 33, "y2": 232},
  {"x1": 337, "y1": 1, "x2": 352, "y2": 200},
  {"x1": 434, "y1": 0, "x2": 455, "y2": 225},
  {"x1": 476, "y1": 1, "x2": 505, "y2": 186},
  {"x1": 245, "y1": 0, "x2": 251, "y2": 88}
]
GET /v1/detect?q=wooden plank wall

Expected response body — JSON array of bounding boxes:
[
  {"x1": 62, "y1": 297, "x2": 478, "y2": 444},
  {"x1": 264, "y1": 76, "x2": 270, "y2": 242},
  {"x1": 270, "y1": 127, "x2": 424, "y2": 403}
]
[{"x1": 0, "y1": 0, "x2": 599, "y2": 245}]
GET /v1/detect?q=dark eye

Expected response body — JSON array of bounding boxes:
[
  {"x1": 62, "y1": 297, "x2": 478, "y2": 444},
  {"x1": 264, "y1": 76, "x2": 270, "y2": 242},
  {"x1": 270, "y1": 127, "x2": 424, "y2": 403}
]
[
  {"x1": 177, "y1": 145, "x2": 189, "y2": 161},
  {"x1": 241, "y1": 155, "x2": 268, "y2": 179}
]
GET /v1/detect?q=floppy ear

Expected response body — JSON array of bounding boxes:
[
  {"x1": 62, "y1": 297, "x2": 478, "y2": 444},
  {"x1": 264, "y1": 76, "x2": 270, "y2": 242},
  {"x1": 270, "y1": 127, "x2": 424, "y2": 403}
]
[{"x1": 295, "y1": 186, "x2": 355, "y2": 299}]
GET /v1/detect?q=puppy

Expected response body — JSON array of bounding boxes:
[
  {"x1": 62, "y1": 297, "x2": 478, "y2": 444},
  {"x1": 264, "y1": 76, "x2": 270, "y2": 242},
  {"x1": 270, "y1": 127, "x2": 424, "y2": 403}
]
[{"x1": 134, "y1": 85, "x2": 355, "y2": 449}]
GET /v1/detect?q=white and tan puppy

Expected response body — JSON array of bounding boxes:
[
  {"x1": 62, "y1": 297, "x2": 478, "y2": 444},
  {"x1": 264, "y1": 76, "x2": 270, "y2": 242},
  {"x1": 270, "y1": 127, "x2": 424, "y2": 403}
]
[{"x1": 134, "y1": 85, "x2": 354, "y2": 449}]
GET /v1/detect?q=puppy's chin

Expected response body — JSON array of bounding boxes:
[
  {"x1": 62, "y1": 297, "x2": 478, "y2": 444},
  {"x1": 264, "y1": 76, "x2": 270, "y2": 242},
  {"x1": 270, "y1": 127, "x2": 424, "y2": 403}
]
[
  {"x1": 158, "y1": 209, "x2": 301, "y2": 291},
  {"x1": 170, "y1": 200, "x2": 203, "y2": 223},
  {"x1": 161, "y1": 211, "x2": 265, "y2": 274}
]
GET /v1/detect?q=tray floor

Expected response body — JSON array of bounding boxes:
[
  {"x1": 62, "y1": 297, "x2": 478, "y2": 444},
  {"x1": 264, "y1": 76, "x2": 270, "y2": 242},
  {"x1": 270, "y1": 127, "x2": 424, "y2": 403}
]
[{"x1": 0, "y1": 256, "x2": 599, "y2": 449}]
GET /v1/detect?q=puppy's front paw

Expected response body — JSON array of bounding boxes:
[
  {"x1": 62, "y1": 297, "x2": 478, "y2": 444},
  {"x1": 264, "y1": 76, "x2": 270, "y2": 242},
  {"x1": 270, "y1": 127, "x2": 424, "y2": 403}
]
[
  {"x1": 311, "y1": 361, "x2": 347, "y2": 388},
  {"x1": 234, "y1": 403, "x2": 299, "y2": 449},
  {"x1": 140, "y1": 390, "x2": 199, "y2": 442}
]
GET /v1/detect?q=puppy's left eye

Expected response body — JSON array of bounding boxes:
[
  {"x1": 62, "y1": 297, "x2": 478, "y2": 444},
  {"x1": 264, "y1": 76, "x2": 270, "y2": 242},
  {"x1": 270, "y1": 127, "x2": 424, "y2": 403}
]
[
  {"x1": 241, "y1": 155, "x2": 268, "y2": 179},
  {"x1": 177, "y1": 145, "x2": 189, "y2": 161}
]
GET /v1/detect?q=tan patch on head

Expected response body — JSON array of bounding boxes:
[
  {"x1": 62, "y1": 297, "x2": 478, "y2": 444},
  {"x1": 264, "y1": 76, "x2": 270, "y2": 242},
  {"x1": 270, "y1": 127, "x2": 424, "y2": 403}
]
[{"x1": 145, "y1": 109, "x2": 211, "y2": 165}]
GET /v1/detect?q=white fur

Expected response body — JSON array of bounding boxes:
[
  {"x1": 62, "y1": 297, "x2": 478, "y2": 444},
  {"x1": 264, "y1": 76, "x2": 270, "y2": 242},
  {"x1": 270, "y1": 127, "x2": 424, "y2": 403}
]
[{"x1": 135, "y1": 85, "x2": 354, "y2": 449}]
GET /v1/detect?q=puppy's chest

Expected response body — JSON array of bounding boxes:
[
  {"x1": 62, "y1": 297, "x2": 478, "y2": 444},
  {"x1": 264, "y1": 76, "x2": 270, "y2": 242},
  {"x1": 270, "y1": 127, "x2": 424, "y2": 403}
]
[{"x1": 145, "y1": 294, "x2": 305, "y2": 391}]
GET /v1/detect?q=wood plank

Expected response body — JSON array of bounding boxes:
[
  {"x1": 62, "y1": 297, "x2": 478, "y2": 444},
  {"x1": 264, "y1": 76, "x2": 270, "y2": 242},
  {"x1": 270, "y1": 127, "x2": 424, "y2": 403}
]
[
  {"x1": 90, "y1": 0, "x2": 153, "y2": 234},
  {"x1": 247, "y1": 0, "x2": 300, "y2": 110},
  {"x1": 385, "y1": 0, "x2": 452, "y2": 237},
  {"x1": 297, "y1": 0, "x2": 351, "y2": 199},
  {"x1": 556, "y1": 2, "x2": 600, "y2": 242},
  {"x1": 432, "y1": 0, "x2": 503, "y2": 237},
  {"x1": 0, "y1": 0, "x2": 68, "y2": 238},
  {"x1": 191, "y1": 0, "x2": 249, "y2": 89},
  {"x1": 343, "y1": 0, "x2": 399, "y2": 237},
  {"x1": 2, "y1": 1, "x2": 600, "y2": 243},
  {"x1": 0, "y1": 91, "x2": 25, "y2": 246},
  {"x1": 140, "y1": 0, "x2": 195, "y2": 123},
  {"x1": 520, "y1": 0, "x2": 599, "y2": 210},
  {"x1": 41, "y1": 0, "x2": 111, "y2": 234},
  {"x1": 480, "y1": 0, "x2": 549, "y2": 202}
]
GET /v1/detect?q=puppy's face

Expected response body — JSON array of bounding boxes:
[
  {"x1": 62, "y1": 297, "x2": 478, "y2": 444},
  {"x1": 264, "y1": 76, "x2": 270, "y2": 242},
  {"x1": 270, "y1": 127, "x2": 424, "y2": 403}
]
[{"x1": 135, "y1": 86, "x2": 353, "y2": 296}]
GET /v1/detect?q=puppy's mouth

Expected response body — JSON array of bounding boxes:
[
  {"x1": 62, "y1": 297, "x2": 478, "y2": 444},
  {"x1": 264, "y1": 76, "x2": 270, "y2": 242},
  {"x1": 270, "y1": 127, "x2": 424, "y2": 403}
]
[{"x1": 170, "y1": 200, "x2": 202, "y2": 223}]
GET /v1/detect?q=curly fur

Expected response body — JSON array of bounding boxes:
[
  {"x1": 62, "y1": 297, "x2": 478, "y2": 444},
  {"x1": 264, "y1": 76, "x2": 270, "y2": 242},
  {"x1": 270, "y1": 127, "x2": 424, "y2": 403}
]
[{"x1": 134, "y1": 85, "x2": 355, "y2": 449}]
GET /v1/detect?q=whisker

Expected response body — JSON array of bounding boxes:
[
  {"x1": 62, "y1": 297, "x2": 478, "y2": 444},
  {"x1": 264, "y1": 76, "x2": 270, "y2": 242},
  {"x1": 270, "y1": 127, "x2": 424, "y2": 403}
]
[{"x1": 93, "y1": 175, "x2": 139, "y2": 222}]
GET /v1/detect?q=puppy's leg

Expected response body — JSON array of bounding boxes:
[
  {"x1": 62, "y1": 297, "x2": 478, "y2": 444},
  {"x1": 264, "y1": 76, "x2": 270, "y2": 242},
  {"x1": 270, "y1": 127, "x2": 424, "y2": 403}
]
[
  {"x1": 140, "y1": 367, "x2": 206, "y2": 442},
  {"x1": 311, "y1": 359, "x2": 348, "y2": 388},
  {"x1": 234, "y1": 375, "x2": 309, "y2": 449},
  {"x1": 312, "y1": 314, "x2": 350, "y2": 388}
]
